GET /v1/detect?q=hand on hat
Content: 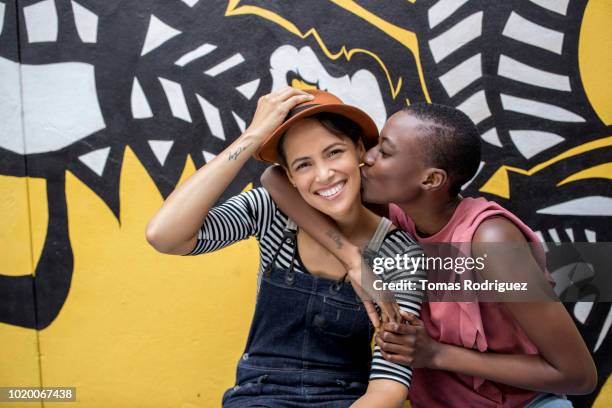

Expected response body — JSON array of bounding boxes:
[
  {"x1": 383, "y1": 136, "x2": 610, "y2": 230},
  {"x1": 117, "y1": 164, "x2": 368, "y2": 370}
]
[{"x1": 244, "y1": 87, "x2": 314, "y2": 143}]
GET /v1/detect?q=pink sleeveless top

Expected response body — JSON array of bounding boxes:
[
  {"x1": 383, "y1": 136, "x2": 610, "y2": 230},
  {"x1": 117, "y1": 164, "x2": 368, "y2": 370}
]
[{"x1": 389, "y1": 197, "x2": 552, "y2": 408}]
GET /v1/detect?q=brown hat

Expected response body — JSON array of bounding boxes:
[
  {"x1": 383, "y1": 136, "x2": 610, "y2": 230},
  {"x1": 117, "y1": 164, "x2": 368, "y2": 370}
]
[{"x1": 253, "y1": 89, "x2": 379, "y2": 164}]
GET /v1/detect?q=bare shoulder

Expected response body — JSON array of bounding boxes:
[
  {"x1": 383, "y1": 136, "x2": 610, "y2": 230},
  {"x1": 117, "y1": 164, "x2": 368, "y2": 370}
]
[{"x1": 473, "y1": 216, "x2": 527, "y2": 243}]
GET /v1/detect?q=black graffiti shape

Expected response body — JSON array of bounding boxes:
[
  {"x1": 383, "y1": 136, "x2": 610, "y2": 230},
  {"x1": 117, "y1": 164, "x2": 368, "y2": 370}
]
[
  {"x1": 0, "y1": 0, "x2": 280, "y2": 331},
  {"x1": 0, "y1": 177, "x2": 73, "y2": 329}
]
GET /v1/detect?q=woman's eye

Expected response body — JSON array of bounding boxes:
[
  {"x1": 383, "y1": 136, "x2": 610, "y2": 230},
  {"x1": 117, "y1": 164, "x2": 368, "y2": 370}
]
[
  {"x1": 329, "y1": 149, "x2": 344, "y2": 158},
  {"x1": 379, "y1": 150, "x2": 389, "y2": 157},
  {"x1": 295, "y1": 162, "x2": 309, "y2": 171}
]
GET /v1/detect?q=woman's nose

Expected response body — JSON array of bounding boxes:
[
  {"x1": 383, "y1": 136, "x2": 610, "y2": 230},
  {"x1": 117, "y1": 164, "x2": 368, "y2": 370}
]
[
  {"x1": 365, "y1": 146, "x2": 378, "y2": 165},
  {"x1": 315, "y1": 163, "x2": 334, "y2": 183}
]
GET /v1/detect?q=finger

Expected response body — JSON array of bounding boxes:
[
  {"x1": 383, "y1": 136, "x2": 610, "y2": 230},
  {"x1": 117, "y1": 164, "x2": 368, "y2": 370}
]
[
  {"x1": 379, "y1": 349, "x2": 412, "y2": 366},
  {"x1": 382, "y1": 321, "x2": 417, "y2": 335},
  {"x1": 381, "y1": 311, "x2": 389, "y2": 324},
  {"x1": 379, "y1": 331, "x2": 413, "y2": 346},
  {"x1": 271, "y1": 86, "x2": 293, "y2": 98},
  {"x1": 375, "y1": 336, "x2": 412, "y2": 355},
  {"x1": 280, "y1": 94, "x2": 315, "y2": 110},
  {"x1": 363, "y1": 300, "x2": 381, "y2": 330},
  {"x1": 399, "y1": 310, "x2": 422, "y2": 326},
  {"x1": 277, "y1": 86, "x2": 310, "y2": 100},
  {"x1": 392, "y1": 302, "x2": 402, "y2": 323},
  {"x1": 399, "y1": 310, "x2": 416, "y2": 322},
  {"x1": 378, "y1": 301, "x2": 400, "y2": 324},
  {"x1": 264, "y1": 87, "x2": 293, "y2": 103}
]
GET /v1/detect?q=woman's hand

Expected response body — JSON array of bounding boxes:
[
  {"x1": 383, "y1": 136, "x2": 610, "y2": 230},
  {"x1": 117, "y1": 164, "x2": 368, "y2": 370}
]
[
  {"x1": 245, "y1": 87, "x2": 313, "y2": 142},
  {"x1": 375, "y1": 310, "x2": 441, "y2": 368},
  {"x1": 347, "y1": 259, "x2": 402, "y2": 329}
]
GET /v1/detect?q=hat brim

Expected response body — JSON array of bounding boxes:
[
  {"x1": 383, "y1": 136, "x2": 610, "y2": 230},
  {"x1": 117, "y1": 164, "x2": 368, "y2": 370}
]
[{"x1": 253, "y1": 103, "x2": 379, "y2": 164}]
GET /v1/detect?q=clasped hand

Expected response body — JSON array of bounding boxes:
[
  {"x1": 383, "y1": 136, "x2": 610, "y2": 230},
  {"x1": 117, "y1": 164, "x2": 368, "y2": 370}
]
[{"x1": 375, "y1": 310, "x2": 440, "y2": 368}]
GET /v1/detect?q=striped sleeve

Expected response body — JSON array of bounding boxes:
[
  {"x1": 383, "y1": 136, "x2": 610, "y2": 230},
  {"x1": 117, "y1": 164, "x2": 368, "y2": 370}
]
[
  {"x1": 369, "y1": 231, "x2": 427, "y2": 388},
  {"x1": 184, "y1": 187, "x2": 276, "y2": 255}
]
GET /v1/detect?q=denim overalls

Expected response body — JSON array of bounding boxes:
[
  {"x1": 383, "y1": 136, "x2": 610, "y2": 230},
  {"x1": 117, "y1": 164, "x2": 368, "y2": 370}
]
[{"x1": 222, "y1": 218, "x2": 393, "y2": 407}]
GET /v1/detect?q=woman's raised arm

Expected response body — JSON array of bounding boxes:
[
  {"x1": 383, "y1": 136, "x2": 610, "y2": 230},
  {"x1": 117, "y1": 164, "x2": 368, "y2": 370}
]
[{"x1": 145, "y1": 88, "x2": 313, "y2": 255}]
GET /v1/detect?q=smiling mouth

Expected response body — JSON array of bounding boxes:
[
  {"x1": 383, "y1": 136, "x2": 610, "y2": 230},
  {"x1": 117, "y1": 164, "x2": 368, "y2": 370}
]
[{"x1": 315, "y1": 181, "x2": 346, "y2": 200}]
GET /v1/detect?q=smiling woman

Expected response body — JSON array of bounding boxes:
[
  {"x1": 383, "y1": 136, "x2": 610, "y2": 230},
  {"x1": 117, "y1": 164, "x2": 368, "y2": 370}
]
[
  {"x1": 278, "y1": 114, "x2": 364, "y2": 220},
  {"x1": 145, "y1": 87, "x2": 426, "y2": 407}
]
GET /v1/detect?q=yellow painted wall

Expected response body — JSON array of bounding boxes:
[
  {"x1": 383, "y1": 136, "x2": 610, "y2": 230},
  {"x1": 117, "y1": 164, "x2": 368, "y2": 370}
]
[{"x1": 1, "y1": 150, "x2": 259, "y2": 407}]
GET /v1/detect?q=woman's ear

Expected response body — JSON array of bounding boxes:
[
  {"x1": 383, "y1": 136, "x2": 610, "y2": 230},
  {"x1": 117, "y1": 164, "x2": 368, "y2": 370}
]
[
  {"x1": 356, "y1": 140, "x2": 366, "y2": 162},
  {"x1": 422, "y1": 168, "x2": 447, "y2": 191}
]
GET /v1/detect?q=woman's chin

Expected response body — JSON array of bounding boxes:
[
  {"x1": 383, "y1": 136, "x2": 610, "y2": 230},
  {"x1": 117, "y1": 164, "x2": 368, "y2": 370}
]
[{"x1": 308, "y1": 194, "x2": 359, "y2": 221}]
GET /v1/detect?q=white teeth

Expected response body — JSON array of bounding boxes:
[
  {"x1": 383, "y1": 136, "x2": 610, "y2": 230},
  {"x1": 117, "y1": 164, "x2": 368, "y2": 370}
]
[{"x1": 317, "y1": 182, "x2": 345, "y2": 198}]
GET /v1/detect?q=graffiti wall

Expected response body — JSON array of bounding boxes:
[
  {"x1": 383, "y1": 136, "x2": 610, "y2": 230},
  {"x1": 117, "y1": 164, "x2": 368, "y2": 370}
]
[{"x1": 1, "y1": 0, "x2": 610, "y2": 406}]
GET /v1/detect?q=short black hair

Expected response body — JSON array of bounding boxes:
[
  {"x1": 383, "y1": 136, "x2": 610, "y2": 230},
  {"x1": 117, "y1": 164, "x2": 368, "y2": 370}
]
[
  {"x1": 276, "y1": 112, "x2": 363, "y2": 168},
  {"x1": 402, "y1": 102, "x2": 481, "y2": 196}
]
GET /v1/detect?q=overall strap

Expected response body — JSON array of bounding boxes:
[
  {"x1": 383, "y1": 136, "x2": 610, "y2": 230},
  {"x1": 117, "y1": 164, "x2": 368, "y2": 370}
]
[
  {"x1": 285, "y1": 218, "x2": 297, "y2": 231},
  {"x1": 367, "y1": 217, "x2": 393, "y2": 254},
  {"x1": 360, "y1": 217, "x2": 392, "y2": 273},
  {"x1": 336, "y1": 217, "x2": 393, "y2": 288},
  {"x1": 281, "y1": 218, "x2": 298, "y2": 284},
  {"x1": 263, "y1": 217, "x2": 298, "y2": 280}
]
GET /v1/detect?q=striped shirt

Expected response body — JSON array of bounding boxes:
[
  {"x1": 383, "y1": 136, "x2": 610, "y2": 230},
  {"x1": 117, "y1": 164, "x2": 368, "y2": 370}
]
[{"x1": 185, "y1": 187, "x2": 426, "y2": 388}]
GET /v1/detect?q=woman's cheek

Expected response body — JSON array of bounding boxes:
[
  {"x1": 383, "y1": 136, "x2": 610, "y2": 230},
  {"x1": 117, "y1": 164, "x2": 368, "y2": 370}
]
[{"x1": 293, "y1": 176, "x2": 314, "y2": 201}]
